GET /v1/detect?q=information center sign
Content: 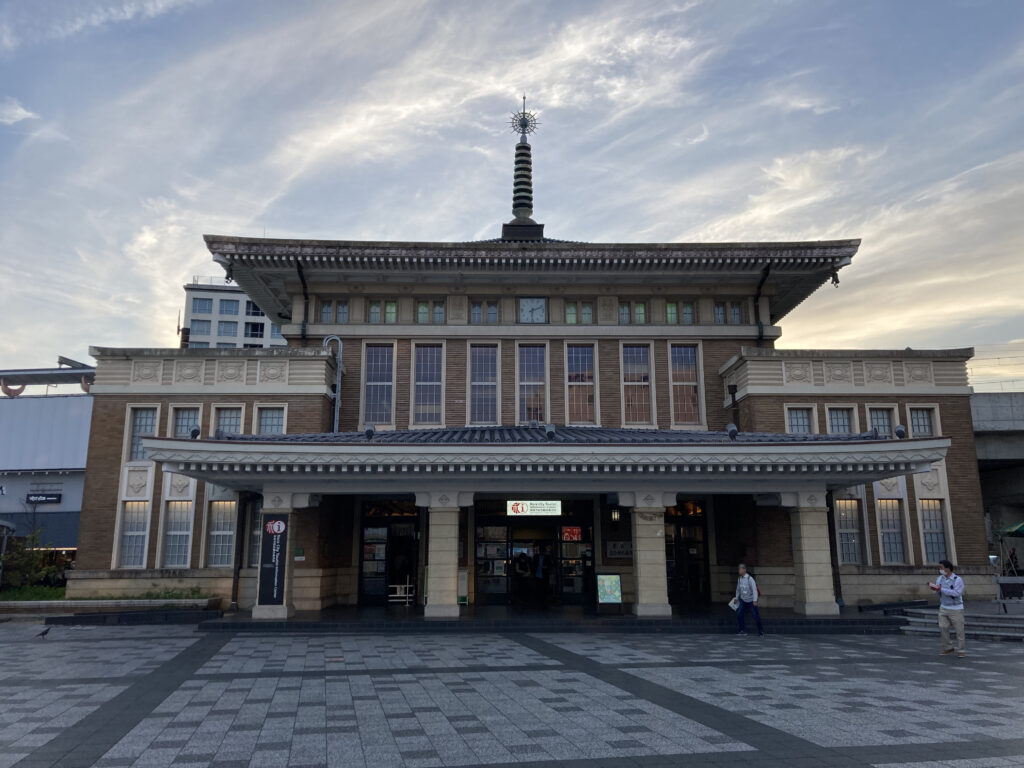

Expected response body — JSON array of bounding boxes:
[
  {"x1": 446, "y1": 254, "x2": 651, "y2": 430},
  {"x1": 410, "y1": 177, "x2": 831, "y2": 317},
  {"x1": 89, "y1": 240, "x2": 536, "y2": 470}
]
[
  {"x1": 506, "y1": 500, "x2": 562, "y2": 516},
  {"x1": 257, "y1": 515, "x2": 288, "y2": 606}
]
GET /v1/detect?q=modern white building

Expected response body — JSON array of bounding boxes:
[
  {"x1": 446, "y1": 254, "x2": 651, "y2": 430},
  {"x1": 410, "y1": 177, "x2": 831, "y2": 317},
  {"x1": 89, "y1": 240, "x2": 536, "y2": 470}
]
[{"x1": 181, "y1": 277, "x2": 287, "y2": 350}]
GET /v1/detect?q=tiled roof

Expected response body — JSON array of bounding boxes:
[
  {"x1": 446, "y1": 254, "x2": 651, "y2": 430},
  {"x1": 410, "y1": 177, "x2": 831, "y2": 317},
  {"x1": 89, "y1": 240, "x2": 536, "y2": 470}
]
[{"x1": 217, "y1": 425, "x2": 887, "y2": 446}]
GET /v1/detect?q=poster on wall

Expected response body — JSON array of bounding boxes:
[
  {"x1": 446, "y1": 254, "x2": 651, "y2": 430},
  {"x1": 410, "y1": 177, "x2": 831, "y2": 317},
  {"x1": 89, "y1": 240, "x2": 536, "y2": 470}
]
[
  {"x1": 258, "y1": 515, "x2": 288, "y2": 606},
  {"x1": 596, "y1": 574, "x2": 622, "y2": 604}
]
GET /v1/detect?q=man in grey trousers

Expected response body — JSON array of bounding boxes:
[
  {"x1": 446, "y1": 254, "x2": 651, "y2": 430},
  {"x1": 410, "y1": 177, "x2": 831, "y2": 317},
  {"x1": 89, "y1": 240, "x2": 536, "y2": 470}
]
[{"x1": 930, "y1": 559, "x2": 966, "y2": 658}]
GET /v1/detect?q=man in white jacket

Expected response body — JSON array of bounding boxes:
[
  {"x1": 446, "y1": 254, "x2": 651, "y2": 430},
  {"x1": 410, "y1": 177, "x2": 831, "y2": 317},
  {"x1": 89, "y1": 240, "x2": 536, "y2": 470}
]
[{"x1": 734, "y1": 564, "x2": 764, "y2": 636}]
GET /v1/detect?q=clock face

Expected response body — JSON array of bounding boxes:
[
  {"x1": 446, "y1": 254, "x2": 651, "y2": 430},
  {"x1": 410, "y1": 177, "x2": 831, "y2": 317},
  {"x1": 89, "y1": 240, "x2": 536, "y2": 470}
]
[{"x1": 518, "y1": 297, "x2": 547, "y2": 323}]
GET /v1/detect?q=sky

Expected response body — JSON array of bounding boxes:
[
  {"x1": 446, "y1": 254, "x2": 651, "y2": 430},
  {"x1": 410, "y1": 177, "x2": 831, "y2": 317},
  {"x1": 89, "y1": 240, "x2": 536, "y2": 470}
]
[{"x1": 1, "y1": 0, "x2": 1023, "y2": 390}]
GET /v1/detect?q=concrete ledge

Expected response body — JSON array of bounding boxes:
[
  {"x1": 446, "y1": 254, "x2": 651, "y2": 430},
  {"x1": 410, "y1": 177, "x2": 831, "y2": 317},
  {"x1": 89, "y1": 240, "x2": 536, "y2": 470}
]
[
  {"x1": 424, "y1": 603, "x2": 460, "y2": 619},
  {"x1": 0, "y1": 598, "x2": 218, "y2": 614}
]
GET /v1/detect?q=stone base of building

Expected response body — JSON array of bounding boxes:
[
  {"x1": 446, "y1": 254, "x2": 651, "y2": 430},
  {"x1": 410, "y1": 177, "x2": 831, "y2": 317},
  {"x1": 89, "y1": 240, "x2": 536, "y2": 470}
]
[
  {"x1": 633, "y1": 602, "x2": 672, "y2": 617},
  {"x1": 251, "y1": 604, "x2": 295, "y2": 620},
  {"x1": 424, "y1": 603, "x2": 460, "y2": 618}
]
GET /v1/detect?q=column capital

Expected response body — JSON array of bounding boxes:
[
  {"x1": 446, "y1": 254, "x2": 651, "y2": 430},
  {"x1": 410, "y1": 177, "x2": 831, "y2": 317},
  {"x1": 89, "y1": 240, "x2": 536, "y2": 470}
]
[
  {"x1": 614, "y1": 490, "x2": 676, "y2": 508},
  {"x1": 415, "y1": 491, "x2": 474, "y2": 509}
]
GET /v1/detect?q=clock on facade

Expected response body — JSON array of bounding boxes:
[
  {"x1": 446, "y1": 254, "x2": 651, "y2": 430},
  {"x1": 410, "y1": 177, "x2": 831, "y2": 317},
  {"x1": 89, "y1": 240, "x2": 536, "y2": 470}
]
[{"x1": 517, "y1": 297, "x2": 547, "y2": 323}]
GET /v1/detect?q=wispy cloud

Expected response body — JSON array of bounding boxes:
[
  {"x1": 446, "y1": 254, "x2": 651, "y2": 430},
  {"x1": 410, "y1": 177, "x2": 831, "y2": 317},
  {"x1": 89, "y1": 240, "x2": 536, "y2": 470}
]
[{"x1": 0, "y1": 96, "x2": 38, "y2": 124}]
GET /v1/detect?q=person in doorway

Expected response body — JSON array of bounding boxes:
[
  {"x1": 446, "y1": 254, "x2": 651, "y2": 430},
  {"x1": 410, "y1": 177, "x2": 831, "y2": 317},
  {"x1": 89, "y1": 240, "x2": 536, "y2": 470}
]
[
  {"x1": 513, "y1": 552, "x2": 531, "y2": 605},
  {"x1": 734, "y1": 563, "x2": 764, "y2": 636},
  {"x1": 532, "y1": 545, "x2": 552, "y2": 606},
  {"x1": 929, "y1": 559, "x2": 966, "y2": 657}
]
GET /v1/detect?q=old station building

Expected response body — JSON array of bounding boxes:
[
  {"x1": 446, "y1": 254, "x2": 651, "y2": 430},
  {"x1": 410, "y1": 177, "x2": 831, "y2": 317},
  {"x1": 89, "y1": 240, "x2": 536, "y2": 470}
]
[{"x1": 67, "y1": 108, "x2": 987, "y2": 618}]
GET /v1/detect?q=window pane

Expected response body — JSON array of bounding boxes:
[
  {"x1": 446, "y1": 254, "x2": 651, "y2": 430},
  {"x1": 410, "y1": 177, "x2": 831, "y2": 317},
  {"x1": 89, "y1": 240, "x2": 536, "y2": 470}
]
[
  {"x1": 835, "y1": 499, "x2": 862, "y2": 564},
  {"x1": 163, "y1": 499, "x2": 192, "y2": 567},
  {"x1": 565, "y1": 303, "x2": 577, "y2": 324},
  {"x1": 666, "y1": 302, "x2": 678, "y2": 324},
  {"x1": 878, "y1": 499, "x2": 905, "y2": 563},
  {"x1": 414, "y1": 345, "x2": 443, "y2": 424},
  {"x1": 633, "y1": 303, "x2": 646, "y2": 324},
  {"x1": 364, "y1": 345, "x2": 394, "y2": 424},
  {"x1": 207, "y1": 500, "x2": 236, "y2": 567},
  {"x1": 245, "y1": 300, "x2": 264, "y2": 317},
  {"x1": 829, "y1": 408, "x2": 853, "y2": 434},
  {"x1": 336, "y1": 300, "x2": 349, "y2": 323},
  {"x1": 257, "y1": 407, "x2": 285, "y2": 434},
  {"x1": 217, "y1": 321, "x2": 237, "y2": 336},
  {"x1": 189, "y1": 341, "x2": 209, "y2": 348},
  {"x1": 173, "y1": 408, "x2": 199, "y2": 438},
  {"x1": 244, "y1": 322, "x2": 264, "y2": 338},
  {"x1": 670, "y1": 345, "x2": 700, "y2": 423},
  {"x1": 580, "y1": 302, "x2": 593, "y2": 324},
  {"x1": 471, "y1": 302, "x2": 482, "y2": 324},
  {"x1": 470, "y1": 345, "x2": 498, "y2": 424},
  {"x1": 130, "y1": 408, "x2": 157, "y2": 460},
  {"x1": 216, "y1": 408, "x2": 242, "y2": 435},
  {"x1": 870, "y1": 409, "x2": 892, "y2": 438},
  {"x1": 191, "y1": 297, "x2": 212, "y2": 314},
  {"x1": 729, "y1": 302, "x2": 742, "y2": 324},
  {"x1": 219, "y1": 299, "x2": 239, "y2": 315},
  {"x1": 119, "y1": 501, "x2": 148, "y2": 567},
  {"x1": 619, "y1": 302, "x2": 630, "y2": 324},
  {"x1": 714, "y1": 303, "x2": 726, "y2": 324},
  {"x1": 787, "y1": 408, "x2": 812, "y2": 434},
  {"x1": 191, "y1": 319, "x2": 210, "y2": 335},
  {"x1": 368, "y1": 301, "x2": 381, "y2": 324},
  {"x1": 487, "y1": 302, "x2": 498, "y2": 323},
  {"x1": 518, "y1": 345, "x2": 546, "y2": 422},
  {"x1": 417, "y1": 301, "x2": 429, "y2": 323},
  {"x1": 433, "y1": 302, "x2": 445, "y2": 324},
  {"x1": 622, "y1": 345, "x2": 651, "y2": 424},
  {"x1": 910, "y1": 408, "x2": 934, "y2": 437},
  {"x1": 320, "y1": 301, "x2": 333, "y2": 323},
  {"x1": 682, "y1": 302, "x2": 694, "y2": 324},
  {"x1": 920, "y1": 499, "x2": 947, "y2": 562},
  {"x1": 385, "y1": 301, "x2": 397, "y2": 323},
  {"x1": 566, "y1": 345, "x2": 595, "y2": 424}
]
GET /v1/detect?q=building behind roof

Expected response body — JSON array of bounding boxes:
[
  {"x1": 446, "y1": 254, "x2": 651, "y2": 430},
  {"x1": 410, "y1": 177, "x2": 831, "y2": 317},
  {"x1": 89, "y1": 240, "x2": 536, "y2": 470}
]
[
  {"x1": 65, "y1": 105, "x2": 991, "y2": 617},
  {"x1": 181, "y1": 276, "x2": 288, "y2": 350}
]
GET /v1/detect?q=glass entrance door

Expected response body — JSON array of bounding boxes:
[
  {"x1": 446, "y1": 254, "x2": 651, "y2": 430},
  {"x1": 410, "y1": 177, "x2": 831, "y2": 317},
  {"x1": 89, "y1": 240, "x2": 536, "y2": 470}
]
[
  {"x1": 359, "y1": 499, "x2": 419, "y2": 606},
  {"x1": 665, "y1": 500, "x2": 709, "y2": 607}
]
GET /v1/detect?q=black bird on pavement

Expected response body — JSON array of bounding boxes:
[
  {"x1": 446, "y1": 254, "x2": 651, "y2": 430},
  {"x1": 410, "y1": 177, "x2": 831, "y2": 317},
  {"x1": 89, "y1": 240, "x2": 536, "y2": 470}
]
[{"x1": 36, "y1": 627, "x2": 51, "y2": 638}]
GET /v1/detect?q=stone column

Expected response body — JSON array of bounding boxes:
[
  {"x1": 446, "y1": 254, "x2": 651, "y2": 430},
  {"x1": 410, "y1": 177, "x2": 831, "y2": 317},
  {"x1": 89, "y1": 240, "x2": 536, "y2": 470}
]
[
  {"x1": 790, "y1": 506, "x2": 840, "y2": 616},
  {"x1": 631, "y1": 505, "x2": 671, "y2": 617},
  {"x1": 418, "y1": 491, "x2": 473, "y2": 619},
  {"x1": 252, "y1": 505, "x2": 295, "y2": 620}
]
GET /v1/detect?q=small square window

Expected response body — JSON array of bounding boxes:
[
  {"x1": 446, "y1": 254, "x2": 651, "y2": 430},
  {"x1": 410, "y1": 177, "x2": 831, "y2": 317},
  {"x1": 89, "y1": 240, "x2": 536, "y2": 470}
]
[
  {"x1": 191, "y1": 297, "x2": 212, "y2": 314},
  {"x1": 368, "y1": 300, "x2": 382, "y2": 324},
  {"x1": 217, "y1": 321, "x2": 237, "y2": 337},
  {"x1": 619, "y1": 302, "x2": 631, "y2": 324},
  {"x1": 910, "y1": 408, "x2": 934, "y2": 437},
  {"x1": 471, "y1": 302, "x2": 483, "y2": 324},
  {"x1": 787, "y1": 407, "x2": 813, "y2": 434},
  {"x1": 714, "y1": 302, "x2": 726, "y2": 324},
  {"x1": 681, "y1": 302, "x2": 695, "y2": 324},
  {"x1": 633, "y1": 303, "x2": 646, "y2": 324},
  {"x1": 580, "y1": 302, "x2": 593, "y2": 324},
  {"x1": 190, "y1": 319, "x2": 211, "y2": 335},
  {"x1": 219, "y1": 299, "x2": 239, "y2": 316},
  {"x1": 566, "y1": 303, "x2": 578, "y2": 324},
  {"x1": 666, "y1": 302, "x2": 678, "y2": 324},
  {"x1": 729, "y1": 301, "x2": 743, "y2": 324},
  {"x1": 828, "y1": 408, "x2": 853, "y2": 434},
  {"x1": 336, "y1": 300, "x2": 349, "y2": 323},
  {"x1": 320, "y1": 301, "x2": 333, "y2": 323},
  {"x1": 188, "y1": 341, "x2": 209, "y2": 348},
  {"x1": 385, "y1": 301, "x2": 397, "y2": 324},
  {"x1": 245, "y1": 300, "x2": 264, "y2": 317},
  {"x1": 244, "y1": 322, "x2": 264, "y2": 338},
  {"x1": 869, "y1": 408, "x2": 893, "y2": 438}
]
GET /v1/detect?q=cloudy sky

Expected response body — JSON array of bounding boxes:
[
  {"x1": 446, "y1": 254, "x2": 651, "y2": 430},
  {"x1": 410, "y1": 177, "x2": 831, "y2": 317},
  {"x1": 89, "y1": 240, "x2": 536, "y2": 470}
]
[{"x1": 2, "y1": 0, "x2": 1023, "y2": 389}]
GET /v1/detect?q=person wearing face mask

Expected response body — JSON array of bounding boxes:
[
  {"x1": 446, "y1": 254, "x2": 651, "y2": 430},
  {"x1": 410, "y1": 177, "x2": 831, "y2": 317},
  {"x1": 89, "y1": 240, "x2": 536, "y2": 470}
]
[{"x1": 929, "y1": 559, "x2": 966, "y2": 657}]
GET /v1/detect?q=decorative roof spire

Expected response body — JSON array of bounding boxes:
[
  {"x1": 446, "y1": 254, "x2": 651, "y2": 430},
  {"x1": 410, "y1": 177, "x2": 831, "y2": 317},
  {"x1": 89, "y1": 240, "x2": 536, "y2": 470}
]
[{"x1": 502, "y1": 95, "x2": 545, "y2": 240}]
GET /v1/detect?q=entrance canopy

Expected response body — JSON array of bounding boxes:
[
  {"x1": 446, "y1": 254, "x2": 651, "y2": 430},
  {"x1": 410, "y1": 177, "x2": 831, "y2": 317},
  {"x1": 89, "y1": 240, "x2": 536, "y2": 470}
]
[{"x1": 144, "y1": 425, "x2": 948, "y2": 498}]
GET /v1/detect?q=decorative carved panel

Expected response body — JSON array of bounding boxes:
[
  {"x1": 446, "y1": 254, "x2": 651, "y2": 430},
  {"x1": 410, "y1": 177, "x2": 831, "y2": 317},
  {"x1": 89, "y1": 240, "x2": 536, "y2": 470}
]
[
  {"x1": 825, "y1": 362, "x2": 853, "y2": 384},
  {"x1": 258, "y1": 360, "x2": 287, "y2": 383},
  {"x1": 216, "y1": 360, "x2": 246, "y2": 383},
  {"x1": 174, "y1": 360, "x2": 204, "y2": 383},
  {"x1": 784, "y1": 362, "x2": 811, "y2": 384},
  {"x1": 124, "y1": 467, "x2": 150, "y2": 498},
  {"x1": 131, "y1": 361, "x2": 162, "y2": 383},
  {"x1": 865, "y1": 362, "x2": 893, "y2": 384},
  {"x1": 905, "y1": 362, "x2": 933, "y2": 383}
]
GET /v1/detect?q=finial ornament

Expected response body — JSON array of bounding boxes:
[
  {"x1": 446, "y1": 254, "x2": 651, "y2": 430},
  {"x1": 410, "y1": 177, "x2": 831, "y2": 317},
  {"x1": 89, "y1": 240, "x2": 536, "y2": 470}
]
[{"x1": 509, "y1": 93, "x2": 539, "y2": 141}]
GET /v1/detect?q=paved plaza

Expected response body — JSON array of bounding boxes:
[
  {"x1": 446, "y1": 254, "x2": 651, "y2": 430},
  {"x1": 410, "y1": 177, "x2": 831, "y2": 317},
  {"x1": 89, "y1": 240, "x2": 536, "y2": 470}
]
[{"x1": 1, "y1": 623, "x2": 1023, "y2": 768}]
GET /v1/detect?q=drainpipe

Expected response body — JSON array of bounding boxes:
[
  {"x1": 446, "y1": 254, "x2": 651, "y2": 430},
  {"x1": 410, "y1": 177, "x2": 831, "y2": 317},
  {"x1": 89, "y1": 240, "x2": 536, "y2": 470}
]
[
  {"x1": 322, "y1": 335, "x2": 344, "y2": 432},
  {"x1": 754, "y1": 264, "x2": 771, "y2": 347},
  {"x1": 727, "y1": 384, "x2": 740, "y2": 431},
  {"x1": 825, "y1": 491, "x2": 844, "y2": 609},
  {"x1": 296, "y1": 262, "x2": 309, "y2": 347}
]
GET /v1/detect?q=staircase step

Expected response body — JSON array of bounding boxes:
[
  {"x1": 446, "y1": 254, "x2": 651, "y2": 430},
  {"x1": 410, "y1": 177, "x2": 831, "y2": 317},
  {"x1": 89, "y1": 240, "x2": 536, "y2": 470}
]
[
  {"x1": 900, "y1": 624, "x2": 1024, "y2": 641},
  {"x1": 901, "y1": 615, "x2": 1024, "y2": 630}
]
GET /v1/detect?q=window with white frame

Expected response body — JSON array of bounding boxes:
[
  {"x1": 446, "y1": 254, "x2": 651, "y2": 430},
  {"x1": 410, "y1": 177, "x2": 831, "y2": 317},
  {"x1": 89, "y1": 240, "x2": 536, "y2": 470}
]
[
  {"x1": 191, "y1": 297, "x2": 212, "y2": 314},
  {"x1": 622, "y1": 344, "x2": 653, "y2": 425},
  {"x1": 256, "y1": 407, "x2": 285, "y2": 434},
  {"x1": 910, "y1": 407, "x2": 935, "y2": 437},
  {"x1": 518, "y1": 344, "x2": 546, "y2": 422},
  {"x1": 469, "y1": 344, "x2": 498, "y2": 424},
  {"x1": 835, "y1": 499, "x2": 863, "y2": 564},
  {"x1": 217, "y1": 342, "x2": 235, "y2": 348},
  {"x1": 245, "y1": 300, "x2": 264, "y2": 317},
  {"x1": 118, "y1": 501, "x2": 148, "y2": 567},
  {"x1": 417, "y1": 300, "x2": 445, "y2": 324},
  {"x1": 670, "y1": 344, "x2": 700, "y2": 424},
  {"x1": 207, "y1": 500, "x2": 236, "y2": 567},
  {"x1": 828, "y1": 407, "x2": 854, "y2": 434},
  {"x1": 129, "y1": 407, "x2": 157, "y2": 461},
  {"x1": 172, "y1": 407, "x2": 199, "y2": 439},
  {"x1": 364, "y1": 344, "x2": 395, "y2": 425},
  {"x1": 665, "y1": 301, "x2": 696, "y2": 325},
  {"x1": 878, "y1": 498, "x2": 906, "y2": 563},
  {"x1": 919, "y1": 499, "x2": 948, "y2": 562},
  {"x1": 217, "y1": 321, "x2": 237, "y2": 337},
  {"x1": 471, "y1": 300, "x2": 499, "y2": 324},
  {"x1": 191, "y1": 319, "x2": 211, "y2": 335},
  {"x1": 869, "y1": 407, "x2": 894, "y2": 438},
  {"x1": 618, "y1": 300, "x2": 647, "y2": 325},
  {"x1": 162, "y1": 500, "x2": 192, "y2": 567},
  {"x1": 219, "y1": 299, "x2": 239, "y2": 315},
  {"x1": 566, "y1": 344, "x2": 596, "y2": 424},
  {"x1": 565, "y1": 300, "x2": 594, "y2": 325},
  {"x1": 189, "y1": 341, "x2": 209, "y2": 348},
  {"x1": 215, "y1": 407, "x2": 242, "y2": 435},
  {"x1": 786, "y1": 407, "x2": 813, "y2": 434},
  {"x1": 413, "y1": 344, "x2": 443, "y2": 425}
]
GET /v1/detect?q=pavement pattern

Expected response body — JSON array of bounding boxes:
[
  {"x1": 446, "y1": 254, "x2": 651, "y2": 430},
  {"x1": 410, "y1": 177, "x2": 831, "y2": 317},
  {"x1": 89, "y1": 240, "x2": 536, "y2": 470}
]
[{"x1": 1, "y1": 623, "x2": 1023, "y2": 768}]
